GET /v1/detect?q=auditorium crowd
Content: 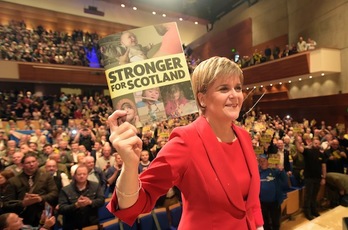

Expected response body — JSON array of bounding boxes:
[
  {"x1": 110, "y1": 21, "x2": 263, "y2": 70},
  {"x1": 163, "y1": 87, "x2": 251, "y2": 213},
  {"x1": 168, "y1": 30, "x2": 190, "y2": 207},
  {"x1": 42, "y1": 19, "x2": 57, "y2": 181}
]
[
  {"x1": 0, "y1": 88, "x2": 347, "y2": 228},
  {"x1": 0, "y1": 20, "x2": 345, "y2": 230},
  {"x1": 0, "y1": 20, "x2": 317, "y2": 72}
]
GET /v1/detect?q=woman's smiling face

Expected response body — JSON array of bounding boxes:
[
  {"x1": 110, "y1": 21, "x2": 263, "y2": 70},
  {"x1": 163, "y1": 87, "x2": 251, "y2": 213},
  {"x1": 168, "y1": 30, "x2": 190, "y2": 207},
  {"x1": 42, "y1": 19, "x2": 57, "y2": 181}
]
[{"x1": 199, "y1": 75, "x2": 243, "y2": 122}]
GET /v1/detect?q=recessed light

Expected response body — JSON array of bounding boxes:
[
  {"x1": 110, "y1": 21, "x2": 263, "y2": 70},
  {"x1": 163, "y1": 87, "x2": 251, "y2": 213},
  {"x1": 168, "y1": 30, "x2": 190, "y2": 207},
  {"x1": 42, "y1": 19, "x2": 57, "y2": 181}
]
[
  {"x1": 288, "y1": 80, "x2": 291, "y2": 83},
  {"x1": 309, "y1": 76, "x2": 313, "y2": 79},
  {"x1": 253, "y1": 86, "x2": 256, "y2": 89},
  {"x1": 179, "y1": 18, "x2": 183, "y2": 21},
  {"x1": 321, "y1": 73, "x2": 325, "y2": 76},
  {"x1": 246, "y1": 87, "x2": 249, "y2": 90},
  {"x1": 121, "y1": 4, "x2": 125, "y2": 7},
  {"x1": 133, "y1": 6, "x2": 137, "y2": 10},
  {"x1": 279, "y1": 82, "x2": 282, "y2": 85},
  {"x1": 260, "y1": 85, "x2": 263, "y2": 88},
  {"x1": 162, "y1": 14, "x2": 166, "y2": 17},
  {"x1": 270, "y1": 83, "x2": 273, "y2": 86},
  {"x1": 194, "y1": 22, "x2": 198, "y2": 25},
  {"x1": 152, "y1": 11, "x2": 156, "y2": 15},
  {"x1": 299, "y1": 78, "x2": 302, "y2": 81}
]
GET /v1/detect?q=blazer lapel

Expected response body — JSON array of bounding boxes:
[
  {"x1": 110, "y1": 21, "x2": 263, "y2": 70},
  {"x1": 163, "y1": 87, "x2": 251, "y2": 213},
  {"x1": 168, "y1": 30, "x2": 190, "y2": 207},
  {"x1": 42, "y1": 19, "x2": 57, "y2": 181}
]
[
  {"x1": 194, "y1": 117, "x2": 246, "y2": 213},
  {"x1": 233, "y1": 125, "x2": 260, "y2": 210}
]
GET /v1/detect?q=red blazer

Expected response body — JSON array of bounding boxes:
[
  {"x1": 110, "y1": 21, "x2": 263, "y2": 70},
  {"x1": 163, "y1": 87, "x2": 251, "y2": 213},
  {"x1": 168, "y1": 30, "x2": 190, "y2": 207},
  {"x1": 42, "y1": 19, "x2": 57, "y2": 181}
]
[{"x1": 108, "y1": 116, "x2": 263, "y2": 229}]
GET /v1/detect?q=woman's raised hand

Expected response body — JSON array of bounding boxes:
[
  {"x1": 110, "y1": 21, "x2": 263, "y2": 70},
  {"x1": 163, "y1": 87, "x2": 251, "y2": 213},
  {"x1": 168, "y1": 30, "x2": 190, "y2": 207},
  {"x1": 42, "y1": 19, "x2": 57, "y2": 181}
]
[{"x1": 108, "y1": 110, "x2": 142, "y2": 167}]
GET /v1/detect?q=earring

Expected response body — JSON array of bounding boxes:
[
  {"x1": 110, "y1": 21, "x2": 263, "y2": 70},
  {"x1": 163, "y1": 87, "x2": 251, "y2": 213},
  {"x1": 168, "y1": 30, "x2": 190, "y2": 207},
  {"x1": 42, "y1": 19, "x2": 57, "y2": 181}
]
[{"x1": 201, "y1": 102, "x2": 205, "y2": 107}]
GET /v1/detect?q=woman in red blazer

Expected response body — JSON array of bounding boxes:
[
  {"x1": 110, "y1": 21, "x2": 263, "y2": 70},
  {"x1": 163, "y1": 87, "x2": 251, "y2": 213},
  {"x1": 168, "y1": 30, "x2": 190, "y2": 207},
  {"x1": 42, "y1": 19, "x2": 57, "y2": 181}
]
[{"x1": 107, "y1": 56, "x2": 264, "y2": 230}]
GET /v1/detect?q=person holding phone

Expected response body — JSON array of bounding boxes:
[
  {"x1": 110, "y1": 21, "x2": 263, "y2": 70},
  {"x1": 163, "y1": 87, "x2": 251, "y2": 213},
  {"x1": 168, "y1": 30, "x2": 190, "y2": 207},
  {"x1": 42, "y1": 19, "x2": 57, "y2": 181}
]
[
  {"x1": 0, "y1": 212, "x2": 55, "y2": 230},
  {"x1": 3, "y1": 153, "x2": 58, "y2": 226}
]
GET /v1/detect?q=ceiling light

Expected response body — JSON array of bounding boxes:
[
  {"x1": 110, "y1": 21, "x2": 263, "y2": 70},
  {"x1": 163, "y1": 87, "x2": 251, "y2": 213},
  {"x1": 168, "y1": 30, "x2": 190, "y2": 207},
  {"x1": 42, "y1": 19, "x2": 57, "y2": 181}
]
[
  {"x1": 309, "y1": 76, "x2": 313, "y2": 79},
  {"x1": 162, "y1": 14, "x2": 166, "y2": 17},
  {"x1": 299, "y1": 78, "x2": 302, "y2": 81},
  {"x1": 260, "y1": 85, "x2": 263, "y2": 88},
  {"x1": 246, "y1": 87, "x2": 249, "y2": 90},
  {"x1": 288, "y1": 80, "x2": 291, "y2": 83},
  {"x1": 152, "y1": 11, "x2": 156, "y2": 15},
  {"x1": 270, "y1": 83, "x2": 273, "y2": 86},
  {"x1": 321, "y1": 73, "x2": 325, "y2": 76},
  {"x1": 179, "y1": 18, "x2": 183, "y2": 21},
  {"x1": 133, "y1": 6, "x2": 137, "y2": 10},
  {"x1": 279, "y1": 82, "x2": 282, "y2": 85},
  {"x1": 121, "y1": 4, "x2": 125, "y2": 7},
  {"x1": 194, "y1": 21, "x2": 198, "y2": 25},
  {"x1": 253, "y1": 86, "x2": 256, "y2": 89}
]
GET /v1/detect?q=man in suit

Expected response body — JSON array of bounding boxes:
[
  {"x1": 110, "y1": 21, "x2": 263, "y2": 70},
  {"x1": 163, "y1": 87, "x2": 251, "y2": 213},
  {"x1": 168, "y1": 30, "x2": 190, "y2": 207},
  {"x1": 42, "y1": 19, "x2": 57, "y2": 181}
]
[{"x1": 3, "y1": 152, "x2": 58, "y2": 226}]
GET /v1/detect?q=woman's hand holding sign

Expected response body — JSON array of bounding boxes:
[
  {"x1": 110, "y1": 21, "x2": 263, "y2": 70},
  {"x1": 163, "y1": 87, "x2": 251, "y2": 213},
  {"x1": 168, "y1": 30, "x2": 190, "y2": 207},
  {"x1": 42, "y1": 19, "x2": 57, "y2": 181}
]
[
  {"x1": 109, "y1": 110, "x2": 142, "y2": 167},
  {"x1": 108, "y1": 110, "x2": 143, "y2": 208}
]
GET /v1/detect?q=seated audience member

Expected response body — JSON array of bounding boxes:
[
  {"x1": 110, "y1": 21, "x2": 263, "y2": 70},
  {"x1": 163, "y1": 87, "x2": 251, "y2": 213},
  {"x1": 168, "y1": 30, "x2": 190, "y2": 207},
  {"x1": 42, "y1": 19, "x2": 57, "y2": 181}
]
[
  {"x1": 105, "y1": 153, "x2": 123, "y2": 195},
  {"x1": 3, "y1": 153, "x2": 58, "y2": 226},
  {"x1": 58, "y1": 165, "x2": 105, "y2": 229},
  {"x1": 326, "y1": 172, "x2": 348, "y2": 207},
  {"x1": 259, "y1": 154, "x2": 288, "y2": 230},
  {"x1": 0, "y1": 170, "x2": 15, "y2": 214},
  {"x1": 85, "y1": 156, "x2": 107, "y2": 192},
  {"x1": 0, "y1": 212, "x2": 55, "y2": 230}
]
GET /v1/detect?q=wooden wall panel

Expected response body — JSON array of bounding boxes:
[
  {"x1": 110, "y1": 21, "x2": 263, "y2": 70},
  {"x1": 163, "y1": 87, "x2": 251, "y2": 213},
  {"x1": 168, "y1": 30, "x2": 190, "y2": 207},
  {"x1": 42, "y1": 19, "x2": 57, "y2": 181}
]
[
  {"x1": 192, "y1": 18, "x2": 253, "y2": 60},
  {"x1": 252, "y1": 34, "x2": 289, "y2": 55},
  {"x1": 18, "y1": 63, "x2": 107, "y2": 85},
  {"x1": 0, "y1": 1, "x2": 135, "y2": 37},
  {"x1": 256, "y1": 94, "x2": 348, "y2": 128},
  {"x1": 243, "y1": 52, "x2": 310, "y2": 85}
]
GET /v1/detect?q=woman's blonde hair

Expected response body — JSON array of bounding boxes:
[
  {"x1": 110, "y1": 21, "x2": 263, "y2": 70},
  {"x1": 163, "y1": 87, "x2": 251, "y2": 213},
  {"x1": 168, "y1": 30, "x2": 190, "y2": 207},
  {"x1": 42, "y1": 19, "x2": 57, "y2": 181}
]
[{"x1": 191, "y1": 56, "x2": 244, "y2": 113}]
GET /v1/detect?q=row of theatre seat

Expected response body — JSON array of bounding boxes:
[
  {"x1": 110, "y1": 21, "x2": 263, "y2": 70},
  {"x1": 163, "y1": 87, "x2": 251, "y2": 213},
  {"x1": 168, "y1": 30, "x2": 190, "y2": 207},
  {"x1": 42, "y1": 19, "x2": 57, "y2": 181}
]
[
  {"x1": 88, "y1": 177, "x2": 316, "y2": 230},
  {"x1": 83, "y1": 198, "x2": 183, "y2": 230}
]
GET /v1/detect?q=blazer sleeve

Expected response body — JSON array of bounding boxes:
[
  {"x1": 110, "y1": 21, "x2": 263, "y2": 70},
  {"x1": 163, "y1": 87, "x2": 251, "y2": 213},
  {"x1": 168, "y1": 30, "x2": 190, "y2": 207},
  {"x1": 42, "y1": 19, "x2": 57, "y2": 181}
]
[{"x1": 107, "y1": 127, "x2": 191, "y2": 225}]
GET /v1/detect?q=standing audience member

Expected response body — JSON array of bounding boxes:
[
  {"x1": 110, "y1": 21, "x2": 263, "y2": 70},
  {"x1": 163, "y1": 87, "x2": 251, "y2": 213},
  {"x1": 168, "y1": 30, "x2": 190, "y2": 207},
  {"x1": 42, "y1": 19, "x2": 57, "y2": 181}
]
[
  {"x1": 259, "y1": 154, "x2": 288, "y2": 230},
  {"x1": 70, "y1": 153, "x2": 86, "y2": 177},
  {"x1": 90, "y1": 141, "x2": 103, "y2": 161},
  {"x1": 3, "y1": 153, "x2": 58, "y2": 226},
  {"x1": 85, "y1": 156, "x2": 107, "y2": 192},
  {"x1": 96, "y1": 144, "x2": 115, "y2": 172},
  {"x1": 45, "y1": 159, "x2": 70, "y2": 191},
  {"x1": 58, "y1": 165, "x2": 105, "y2": 229},
  {"x1": 295, "y1": 137, "x2": 327, "y2": 220},
  {"x1": 138, "y1": 150, "x2": 151, "y2": 174},
  {"x1": 306, "y1": 38, "x2": 317, "y2": 50},
  {"x1": 74, "y1": 127, "x2": 96, "y2": 152},
  {"x1": 5, "y1": 152, "x2": 23, "y2": 176},
  {"x1": 107, "y1": 57, "x2": 264, "y2": 229},
  {"x1": 297, "y1": 36, "x2": 307, "y2": 52},
  {"x1": 324, "y1": 139, "x2": 347, "y2": 173}
]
